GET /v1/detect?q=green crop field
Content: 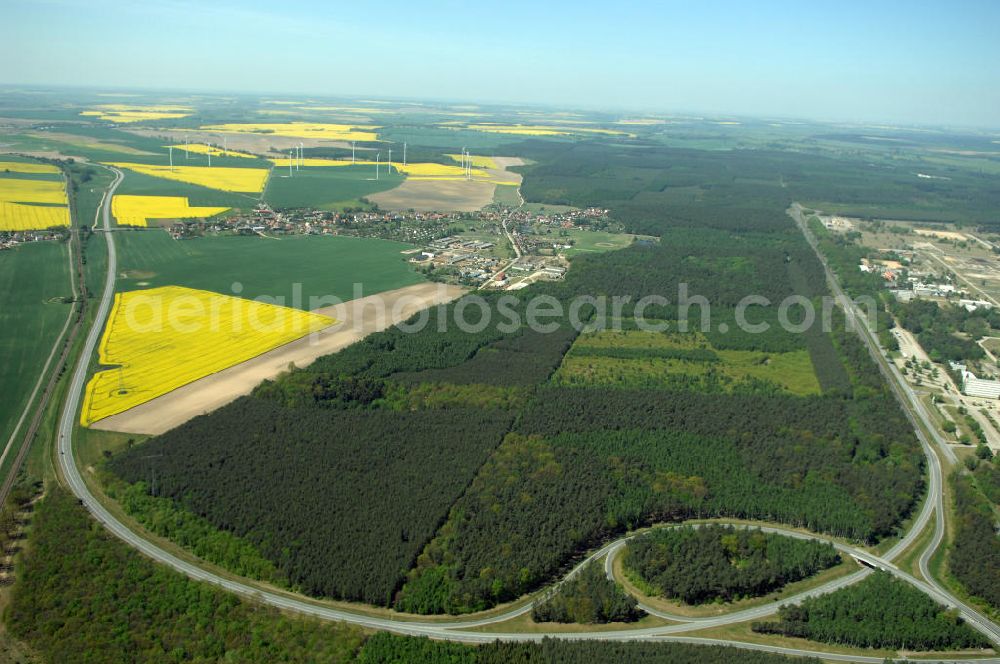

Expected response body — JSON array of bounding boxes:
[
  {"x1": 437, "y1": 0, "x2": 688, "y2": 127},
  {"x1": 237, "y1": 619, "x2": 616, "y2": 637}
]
[
  {"x1": 0, "y1": 242, "x2": 73, "y2": 468},
  {"x1": 263, "y1": 165, "x2": 404, "y2": 210},
  {"x1": 113, "y1": 230, "x2": 426, "y2": 306},
  {"x1": 492, "y1": 184, "x2": 521, "y2": 206},
  {"x1": 554, "y1": 329, "x2": 821, "y2": 395},
  {"x1": 561, "y1": 229, "x2": 641, "y2": 256}
]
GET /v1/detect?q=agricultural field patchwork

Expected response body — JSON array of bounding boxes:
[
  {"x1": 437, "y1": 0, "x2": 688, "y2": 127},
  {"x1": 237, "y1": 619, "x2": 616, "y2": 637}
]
[
  {"x1": 80, "y1": 286, "x2": 334, "y2": 425},
  {"x1": 166, "y1": 143, "x2": 257, "y2": 159},
  {"x1": 264, "y1": 164, "x2": 405, "y2": 210},
  {"x1": 111, "y1": 195, "x2": 230, "y2": 227},
  {"x1": 81, "y1": 104, "x2": 193, "y2": 123},
  {"x1": 105, "y1": 162, "x2": 269, "y2": 193},
  {"x1": 22, "y1": 131, "x2": 156, "y2": 156},
  {"x1": 392, "y1": 161, "x2": 489, "y2": 179},
  {"x1": 200, "y1": 122, "x2": 379, "y2": 142},
  {"x1": 445, "y1": 154, "x2": 498, "y2": 169},
  {"x1": 114, "y1": 231, "x2": 425, "y2": 303},
  {"x1": 268, "y1": 157, "x2": 359, "y2": 167},
  {"x1": 553, "y1": 329, "x2": 821, "y2": 395}
]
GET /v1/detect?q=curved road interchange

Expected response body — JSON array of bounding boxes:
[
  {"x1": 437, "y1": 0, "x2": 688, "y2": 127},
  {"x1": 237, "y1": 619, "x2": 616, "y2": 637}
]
[{"x1": 53, "y1": 179, "x2": 1000, "y2": 662}]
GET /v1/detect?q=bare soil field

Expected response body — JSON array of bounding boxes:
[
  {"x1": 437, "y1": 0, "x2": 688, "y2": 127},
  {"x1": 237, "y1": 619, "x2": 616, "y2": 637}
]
[
  {"x1": 370, "y1": 179, "x2": 497, "y2": 212},
  {"x1": 90, "y1": 282, "x2": 466, "y2": 435},
  {"x1": 369, "y1": 156, "x2": 524, "y2": 212},
  {"x1": 28, "y1": 132, "x2": 156, "y2": 156}
]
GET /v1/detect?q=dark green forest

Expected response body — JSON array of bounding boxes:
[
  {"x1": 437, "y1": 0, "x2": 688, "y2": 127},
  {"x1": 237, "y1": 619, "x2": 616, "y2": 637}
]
[
  {"x1": 111, "y1": 404, "x2": 512, "y2": 604},
  {"x1": 751, "y1": 572, "x2": 988, "y2": 650},
  {"x1": 531, "y1": 560, "x2": 639, "y2": 624},
  {"x1": 623, "y1": 525, "x2": 840, "y2": 604},
  {"x1": 950, "y1": 469, "x2": 1000, "y2": 611},
  {"x1": 358, "y1": 633, "x2": 816, "y2": 664},
  {"x1": 5, "y1": 489, "x2": 365, "y2": 663}
]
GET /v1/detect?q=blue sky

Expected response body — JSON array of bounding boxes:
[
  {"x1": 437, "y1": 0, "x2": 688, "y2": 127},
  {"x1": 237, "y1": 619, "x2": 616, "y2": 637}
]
[{"x1": 2, "y1": 0, "x2": 999, "y2": 127}]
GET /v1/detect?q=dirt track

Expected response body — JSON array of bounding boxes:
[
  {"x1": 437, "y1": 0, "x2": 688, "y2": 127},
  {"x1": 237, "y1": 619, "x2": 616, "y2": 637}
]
[{"x1": 91, "y1": 282, "x2": 466, "y2": 435}]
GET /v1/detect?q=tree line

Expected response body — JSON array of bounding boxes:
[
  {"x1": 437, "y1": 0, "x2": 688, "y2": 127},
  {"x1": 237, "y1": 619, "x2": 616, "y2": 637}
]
[{"x1": 752, "y1": 572, "x2": 988, "y2": 650}]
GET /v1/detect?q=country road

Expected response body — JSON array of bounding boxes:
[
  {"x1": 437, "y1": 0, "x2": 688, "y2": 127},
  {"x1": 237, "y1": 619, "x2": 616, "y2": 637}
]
[{"x1": 50, "y1": 180, "x2": 1000, "y2": 663}]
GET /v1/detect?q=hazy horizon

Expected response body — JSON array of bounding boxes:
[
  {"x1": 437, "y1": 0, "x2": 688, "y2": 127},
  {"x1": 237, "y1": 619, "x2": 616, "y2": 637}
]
[{"x1": 2, "y1": 0, "x2": 999, "y2": 129}]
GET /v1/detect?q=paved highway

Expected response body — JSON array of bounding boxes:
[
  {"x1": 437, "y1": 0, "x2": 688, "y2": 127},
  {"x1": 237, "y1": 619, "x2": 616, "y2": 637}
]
[
  {"x1": 792, "y1": 203, "x2": 999, "y2": 644},
  {"x1": 51, "y1": 181, "x2": 1000, "y2": 662}
]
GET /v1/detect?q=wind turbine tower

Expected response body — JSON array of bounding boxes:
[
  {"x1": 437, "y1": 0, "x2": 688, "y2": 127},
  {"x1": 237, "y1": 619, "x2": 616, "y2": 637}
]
[
  {"x1": 351, "y1": 141, "x2": 356, "y2": 164},
  {"x1": 168, "y1": 146, "x2": 174, "y2": 172},
  {"x1": 388, "y1": 147, "x2": 392, "y2": 174},
  {"x1": 207, "y1": 144, "x2": 212, "y2": 167},
  {"x1": 184, "y1": 137, "x2": 189, "y2": 159},
  {"x1": 289, "y1": 150, "x2": 294, "y2": 176},
  {"x1": 298, "y1": 142, "x2": 304, "y2": 170},
  {"x1": 223, "y1": 137, "x2": 228, "y2": 156},
  {"x1": 403, "y1": 142, "x2": 407, "y2": 166}
]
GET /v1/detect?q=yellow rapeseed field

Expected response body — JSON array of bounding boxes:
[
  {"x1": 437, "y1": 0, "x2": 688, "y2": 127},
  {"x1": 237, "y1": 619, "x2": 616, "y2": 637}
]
[
  {"x1": 0, "y1": 200, "x2": 70, "y2": 231},
  {"x1": 462, "y1": 123, "x2": 631, "y2": 137},
  {"x1": 106, "y1": 163, "x2": 269, "y2": 193},
  {"x1": 392, "y1": 162, "x2": 489, "y2": 178},
  {"x1": 111, "y1": 195, "x2": 230, "y2": 227},
  {"x1": 0, "y1": 172, "x2": 69, "y2": 230},
  {"x1": 81, "y1": 104, "x2": 193, "y2": 123},
  {"x1": 446, "y1": 154, "x2": 498, "y2": 169},
  {"x1": 80, "y1": 286, "x2": 334, "y2": 426},
  {"x1": 297, "y1": 106, "x2": 393, "y2": 114},
  {"x1": 167, "y1": 143, "x2": 257, "y2": 159},
  {"x1": 0, "y1": 178, "x2": 67, "y2": 205},
  {"x1": 0, "y1": 161, "x2": 61, "y2": 174},
  {"x1": 269, "y1": 157, "x2": 357, "y2": 167},
  {"x1": 98, "y1": 104, "x2": 192, "y2": 112},
  {"x1": 201, "y1": 122, "x2": 379, "y2": 142}
]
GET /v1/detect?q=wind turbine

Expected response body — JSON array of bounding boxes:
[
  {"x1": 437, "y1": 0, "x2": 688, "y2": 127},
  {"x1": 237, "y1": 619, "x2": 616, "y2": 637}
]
[
  {"x1": 403, "y1": 142, "x2": 407, "y2": 166},
  {"x1": 387, "y1": 147, "x2": 392, "y2": 174},
  {"x1": 168, "y1": 146, "x2": 174, "y2": 172},
  {"x1": 289, "y1": 150, "x2": 294, "y2": 176},
  {"x1": 298, "y1": 142, "x2": 303, "y2": 170},
  {"x1": 184, "y1": 136, "x2": 189, "y2": 159},
  {"x1": 351, "y1": 141, "x2": 356, "y2": 164},
  {"x1": 207, "y1": 143, "x2": 212, "y2": 167},
  {"x1": 223, "y1": 136, "x2": 228, "y2": 156},
  {"x1": 375, "y1": 151, "x2": 380, "y2": 180}
]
